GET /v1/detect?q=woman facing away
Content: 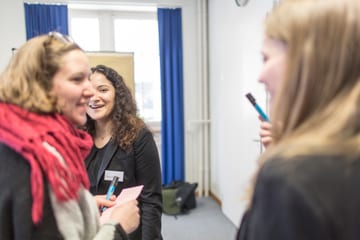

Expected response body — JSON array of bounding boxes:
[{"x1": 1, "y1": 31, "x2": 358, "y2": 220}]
[
  {"x1": 85, "y1": 65, "x2": 163, "y2": 240},
  {"x1": 0, "y1": 32, "x2": 139, "y2": 240},
  {"x1": 237, "y1": 0, "x2": 360, "y2": 239}
]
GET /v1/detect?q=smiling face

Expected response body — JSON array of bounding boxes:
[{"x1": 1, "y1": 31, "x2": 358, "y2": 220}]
[
  {"x1": 86, "y1": 71, "x2": 116, "y2": 123},
  {"x1": 258, "y1": 36, "x2": 287, "y2": 104},
  {"x1": 51, "y1": 49, "x2": 93, "y2": 126}
]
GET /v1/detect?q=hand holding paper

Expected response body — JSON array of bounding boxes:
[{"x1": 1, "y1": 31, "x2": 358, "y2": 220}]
[{"x1": 100, "y1": 185, "x2": 144, "y2": 224}]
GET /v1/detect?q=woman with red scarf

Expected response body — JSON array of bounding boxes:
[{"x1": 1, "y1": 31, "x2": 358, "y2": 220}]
[{"x1": 0, "y1": 32, "x2": 139, "y2": 240}]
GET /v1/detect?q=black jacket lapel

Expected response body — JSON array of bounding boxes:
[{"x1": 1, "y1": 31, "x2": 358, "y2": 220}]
[{"x1": 96, "y1": 140, "x2": 118, "y2": 185}]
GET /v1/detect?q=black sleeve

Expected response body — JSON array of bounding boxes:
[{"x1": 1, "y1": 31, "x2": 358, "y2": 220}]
[
  {"x1": 0, "y1": 144, "x2": 32, "y2": 240},
  {"x1": 0, "y1": 144, "x2": 62, "y2": 240},
  {"x1": 114, "y1": 223, "x2": 129, "y2": 240},
  {"x1": 133, "y1": 128, "x2": 163, "y2": 240},
  {"x1": 236, "y1": 160, "x2": 331, "y2": 240}
]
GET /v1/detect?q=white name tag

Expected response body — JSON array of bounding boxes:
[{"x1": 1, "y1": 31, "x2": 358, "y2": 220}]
[{"x1": 104, "y1": 170, "x2": 124, "y2": 182}]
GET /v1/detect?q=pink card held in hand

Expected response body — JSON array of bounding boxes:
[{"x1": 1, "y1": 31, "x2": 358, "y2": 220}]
[{"x1": 100, "y1": 185, "x2": 144, "y2": 224}]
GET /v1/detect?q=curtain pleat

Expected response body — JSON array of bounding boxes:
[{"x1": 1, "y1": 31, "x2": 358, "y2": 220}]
[
  {"x1": 157, "y1": 8, "x2": 185, "y2": 185},
  {"x1": 24, "y1": 3, "x2": 68, "y2": 40}
]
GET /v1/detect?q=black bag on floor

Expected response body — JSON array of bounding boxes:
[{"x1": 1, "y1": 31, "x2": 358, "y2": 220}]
[{"x1": 162, "y1": 180, "x2": 198, "y2": 215}]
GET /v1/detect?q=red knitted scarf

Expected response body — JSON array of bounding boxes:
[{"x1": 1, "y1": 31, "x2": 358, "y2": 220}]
[{"x1": 0, "y1": 102, "x2": 93, "y2": 224}]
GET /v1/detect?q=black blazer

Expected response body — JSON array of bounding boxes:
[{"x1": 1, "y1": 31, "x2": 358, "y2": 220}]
[
  {"x1": 237, "y1": 154, "x2": 360, "y2": 240},
  {"x1": 0, "y1": 143, "x2": 63, "y2": 240},
  {"x1": 85, "y1": 128, "x2": 163, "y2": 240}
]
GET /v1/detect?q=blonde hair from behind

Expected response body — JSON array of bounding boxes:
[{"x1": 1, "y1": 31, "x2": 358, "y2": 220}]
[
  {"x1": 0, "y1": 33, "x2": 81, "y2": 113},
  {"x1": 245, "y1": 0, "x2": 360, "y2": 205},
  {"x1": 264, "y1": 0, "x2": 360, "y2": 159}
]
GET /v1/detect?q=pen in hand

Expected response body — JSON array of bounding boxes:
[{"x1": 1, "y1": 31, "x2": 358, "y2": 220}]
[
  {"x1": 245, "y1": 93, "x2": 270, "y2": 122},
  {"x1": 101, "y1": 176, "x2": 119, "y2": 213}
]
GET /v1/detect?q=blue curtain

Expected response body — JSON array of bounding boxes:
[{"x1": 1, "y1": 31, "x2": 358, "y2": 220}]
[
  {"x1": 24, "y1": 3, "x2": 68, "y2": 40},
  {"x1": 157, "y1": 8, "x2": 184, "y2": 185}
]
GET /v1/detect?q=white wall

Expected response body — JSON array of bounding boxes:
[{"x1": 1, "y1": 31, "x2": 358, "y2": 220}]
[
  {"x1": 0, "y1": 0, "x2": 26, "y2": 72},
  {"x1": 208, "y1": 0, "x2": 273, "y2": 226}
]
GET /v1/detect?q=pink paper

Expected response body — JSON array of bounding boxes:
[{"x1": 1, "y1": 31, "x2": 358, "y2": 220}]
[{"x1": 100, "y1": 185, "x2": 144, "y2": 224}]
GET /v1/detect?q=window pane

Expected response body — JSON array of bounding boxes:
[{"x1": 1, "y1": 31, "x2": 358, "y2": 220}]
[
  {"x1": 71, "y1": 18, "x2": 100, "y2": 51},
  {"x1": 114, "y1": 19, "x2": 161, "y2": 122}
]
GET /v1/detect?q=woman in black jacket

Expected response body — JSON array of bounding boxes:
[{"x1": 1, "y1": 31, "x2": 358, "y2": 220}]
[{"x1": 85, "y1": 65, "x2": 163, "y2": 240}]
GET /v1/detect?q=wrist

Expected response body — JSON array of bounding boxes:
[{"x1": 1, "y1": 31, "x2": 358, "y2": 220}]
[{"x1": 103, "y1": 220, "x2": 128, "y2": 239}]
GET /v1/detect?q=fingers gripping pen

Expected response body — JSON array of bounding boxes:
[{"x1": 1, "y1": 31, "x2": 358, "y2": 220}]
[
  {"x1": 101, "y1": 176, "x2": 119, "y2": 212},
  {"x1": 245, "y1": 93, "x2": 270, "y2": 122}
]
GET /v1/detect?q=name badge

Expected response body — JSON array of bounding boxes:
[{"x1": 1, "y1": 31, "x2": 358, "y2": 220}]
[{"x1": 104, "y1": 170, "x2": 124, "y2": 182}]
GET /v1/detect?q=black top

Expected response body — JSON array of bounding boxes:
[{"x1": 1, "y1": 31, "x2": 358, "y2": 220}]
[
  {"x1": 237, "y1": 154, "x2": 360, "y2": 240},
  {"x1": 88, "y1": 142, "x2": 110, "y2": 191},
  {"x1": 85, "y1": 127, "x2": 163, "y2": 240}
]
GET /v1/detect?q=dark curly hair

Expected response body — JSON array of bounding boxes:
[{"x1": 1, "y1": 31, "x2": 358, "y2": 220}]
[{"x1": 85, "y1": 64, "x2": 144, "y2": 152}]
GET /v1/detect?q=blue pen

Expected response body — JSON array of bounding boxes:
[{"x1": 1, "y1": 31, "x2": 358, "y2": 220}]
[
  {"x1": 245, "y1": 93, "x2": 270, "y2": 122},
  {"x1": 101, "y1": 176, "x2": 119, "y2": 212}
]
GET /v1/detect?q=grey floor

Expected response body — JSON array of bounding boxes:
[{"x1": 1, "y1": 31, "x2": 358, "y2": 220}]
[{"x1": 161, "y1": 197, "x2": 238, "y2": 240}]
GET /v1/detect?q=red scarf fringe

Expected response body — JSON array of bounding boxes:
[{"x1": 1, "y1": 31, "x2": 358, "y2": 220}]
[{"x1": 0, "y1": 103, "x2": 93, "y2": 224}]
